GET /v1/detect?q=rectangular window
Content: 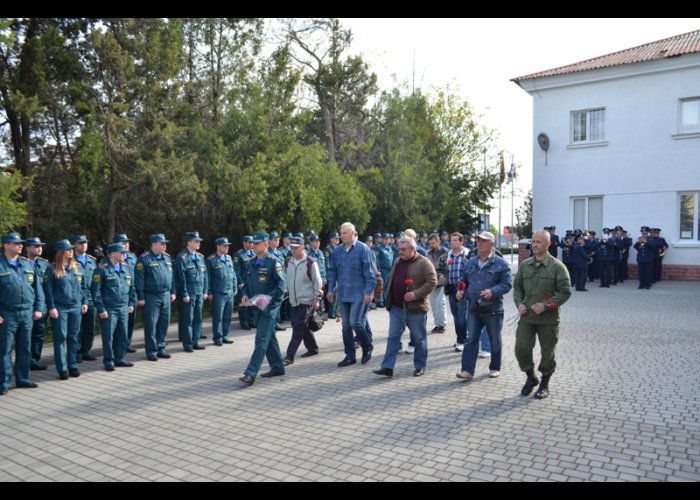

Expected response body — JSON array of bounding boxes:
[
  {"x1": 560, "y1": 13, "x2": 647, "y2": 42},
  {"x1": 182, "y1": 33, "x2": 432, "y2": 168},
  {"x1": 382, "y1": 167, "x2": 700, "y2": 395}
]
[
  {"x1": 571, "y1": 108, "x2": 605, "y2": 143},
  {"x1": 680, "y1": 98, "x2": 700, "y2": 133},
  {"x1": 572, "y1": 196, "x2": 603, "y2": 233},
  {"x1": 679, "y1": 192, "x2": 699, "y2": 240}
]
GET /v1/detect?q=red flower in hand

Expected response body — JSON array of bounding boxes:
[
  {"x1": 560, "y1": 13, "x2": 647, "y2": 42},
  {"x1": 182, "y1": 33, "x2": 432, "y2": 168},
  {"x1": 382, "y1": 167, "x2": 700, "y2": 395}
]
[
  {"x1": 543, "y1": 296, "x2": 551, "y2": 301},
  {"x1": 448, "y1": 260, "x2": 454, "y2": 265},
  {"x1": 404, "y1": 279, "x2": 414, "y2": 285},
  {"x1": 458, "y1": 281, "x2": 466, "y2": 291}
]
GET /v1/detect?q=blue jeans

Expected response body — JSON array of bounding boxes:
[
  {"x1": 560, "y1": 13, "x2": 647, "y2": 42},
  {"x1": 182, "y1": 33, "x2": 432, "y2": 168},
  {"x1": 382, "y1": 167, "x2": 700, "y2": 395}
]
[
  {"x1": 244, "y1": 305, "x2": 284, "y2": 378},
  {"x1": 462, "y1": 311, "x2": 503, "y2": 375},
  {"x1": 381, "y1": 307, "x2": 428, "y2": 370},
  {"x1": 339, "y1": 301, "x2": 372, "y2": 361},
  {"x1": 480, "y1": 325, "x2": 491, "y2": 352},
  {"x1": 448, "y1": 288, "x2": 467, "y2": 344}
]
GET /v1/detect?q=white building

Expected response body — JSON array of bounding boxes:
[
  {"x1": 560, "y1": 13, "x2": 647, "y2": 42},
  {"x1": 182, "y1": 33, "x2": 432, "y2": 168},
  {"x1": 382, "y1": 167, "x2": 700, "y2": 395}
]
[{"x1": 513, "y1": 29, "x2": 700, "y2": 280}]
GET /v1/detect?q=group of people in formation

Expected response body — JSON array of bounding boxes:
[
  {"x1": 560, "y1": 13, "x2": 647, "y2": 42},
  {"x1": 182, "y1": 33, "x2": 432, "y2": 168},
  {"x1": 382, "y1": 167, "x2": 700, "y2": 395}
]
[
  {"x1": 1, "y1": 223, "x2": 572, "y2": 401},
  {"x1": 541, "y1": 225, "x2": 668, "y2": 291}
]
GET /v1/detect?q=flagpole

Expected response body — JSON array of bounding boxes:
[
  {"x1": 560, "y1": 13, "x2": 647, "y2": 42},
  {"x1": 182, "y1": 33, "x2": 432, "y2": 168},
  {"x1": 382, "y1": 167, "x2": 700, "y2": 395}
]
[{"x1": 511, "y1": 155, "x2": 515, "y2": 264}]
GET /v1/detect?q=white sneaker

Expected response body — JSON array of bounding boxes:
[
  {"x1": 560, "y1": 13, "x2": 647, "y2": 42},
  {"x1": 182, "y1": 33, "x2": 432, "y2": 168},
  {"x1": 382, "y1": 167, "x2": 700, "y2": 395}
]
[
  {"x1": 454, "y1": 343, "x2": 464, "y2": 352},
  {"x1": 455, "y1": 371, "x2": 473, "y2": 381},
  {"x1": 489, "y1": 370, "x2": 501, "y2": 378},
  {"x1": 478, "y1": 350, "x2": 491, "y2": 358},
  {"x1": 405, "y1": 345, "x2": 415, "y2": 354}
]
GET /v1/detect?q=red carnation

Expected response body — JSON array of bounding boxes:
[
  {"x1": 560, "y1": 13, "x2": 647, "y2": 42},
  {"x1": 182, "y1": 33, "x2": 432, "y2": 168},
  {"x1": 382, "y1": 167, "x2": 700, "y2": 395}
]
[
  {"x1": 458, "y1": 281, "x2": 466, "y2": 291},
  {"x1": 548, "y1": 303, "x2": 556, "y2": 310},
  {"x1": 448, "y1": 260, "x2": 454, "y2": 265},
  {"x1": 543, "y1": 296, "x2": 551, "y2": 301},
  {"x1": 404, "y1": 279, "x2": 414, "y2": 285}
]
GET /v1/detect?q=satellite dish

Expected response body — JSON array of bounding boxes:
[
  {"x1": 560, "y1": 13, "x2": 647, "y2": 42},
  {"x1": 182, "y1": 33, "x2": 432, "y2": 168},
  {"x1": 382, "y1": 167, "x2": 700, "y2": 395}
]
[{"x1": 537, "y1": 133, "x2": 550, "y2": 165}]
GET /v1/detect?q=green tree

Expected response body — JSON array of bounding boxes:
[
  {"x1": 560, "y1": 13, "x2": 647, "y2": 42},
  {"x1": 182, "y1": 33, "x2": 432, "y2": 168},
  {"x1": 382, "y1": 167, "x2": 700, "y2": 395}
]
[
  {"x1": 0, "y1": 168, "x2": 27, "y2": 230},
  {"x1": 515, "y1": 190, "x2": 533, "y2": 238}
]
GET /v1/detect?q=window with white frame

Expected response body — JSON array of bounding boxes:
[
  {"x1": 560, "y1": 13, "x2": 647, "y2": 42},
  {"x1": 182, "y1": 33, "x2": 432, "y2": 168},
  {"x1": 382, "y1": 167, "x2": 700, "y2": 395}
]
[
  {"x1": 679, "y1": 192, "x2": 700, "y2": 240},
  {"x1": 679, "y1": 97, "x2": 700, "y2": 134},
  {"x1": 571, "y1": 108, "x2": 605, "y2": 144},
  {"x1": 572, "y1": 196, "x2": 603, "y2": 234}
]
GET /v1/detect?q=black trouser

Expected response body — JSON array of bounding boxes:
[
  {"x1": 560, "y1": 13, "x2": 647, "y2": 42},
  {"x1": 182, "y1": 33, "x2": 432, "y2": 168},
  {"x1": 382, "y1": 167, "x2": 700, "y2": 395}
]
[
  {"x1": 638, "y1": 261, "x2": 653, "y2": 288},
  {"x1": 285, "y1": 304, "x2": 319, "y2": 360}
]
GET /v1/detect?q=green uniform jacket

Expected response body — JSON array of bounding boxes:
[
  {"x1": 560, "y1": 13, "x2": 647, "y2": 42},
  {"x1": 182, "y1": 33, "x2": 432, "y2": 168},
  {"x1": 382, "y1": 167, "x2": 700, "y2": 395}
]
[{"x1": 513, "y1": 253, "x2": 571, "y2": 324}]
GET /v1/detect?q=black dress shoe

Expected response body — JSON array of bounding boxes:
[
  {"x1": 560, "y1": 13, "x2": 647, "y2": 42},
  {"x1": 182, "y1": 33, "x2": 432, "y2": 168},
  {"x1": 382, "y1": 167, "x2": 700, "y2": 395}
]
[
  {"x1": 337, "y1": 358, "x2": 356, "y2": 367},
  {"x1": 115, "y1": 361, "x2": 134, "y2": 367},
  {"x1": 222, "y1": 338, "x2": 234, "y2": 344},
  {"x1": 274, "y1": 326, "x2": 286, "y2": 331},
  {"x1": 534, "y1": 387, "x2": 550, "y2": 399},
  {"x1": 361, "y1": 348, "x2": 373, "y2": 364},
  {"x1": 184, "y1": 347, "x2": 194, "y2": 353},
  {"x1": 157, "y1": 352, "x2": 171, "y2": 359},
  {"x1": 300, "y1": 351, "x2": 318, "y2": 358},
  {"x1": 81, "y1": 355, "x2": 98, "y2": 361},
  {"x1": 260, "y1": 370, "x2": 285, "y2": 378},
  {"x1": 147, "y1": 356, "x2": 158, "y2": 361},
  {"x1": 16, "y1": 381, "x2": 38, "y2": 388},
  {"x1": 0, "y1": 387, "x2": 8, "y2": 395},
  {"x1": 193, "y1": 345, "x2": 205, "y2": 350},
  {"x1": 69, "y1": 368, "x2": 81, "y2": 378},
  {"x1": 283, "y1": 358, "x2": 294, "y2": 366},
  {"x1": 373, "y1": 368, "x2": 393, "y2": 377},
  {"x1": 30, "y1": 363, "x2": 47, "y2": 371},
  {"x1": 127, "y1": 347, "x2": 137, "y2": 353},
  {"x1": 200, "y1": 335, "x2": 207, "y2": 339},
  {"x1": 238, "y1": 375, "x2": 255, "y2": 386},
  {"x1": 213, "y1": 341, "x2": 223, "y2": 346},
  {"x1": 105, "y1": 365, "x2": 115, "y2": 372},
  {"x1": 241, "y1": 326, "x2": 251, "y2": 330},
  {"x1": 58, "y1": 371, "x2": 69, "y2": 380},
  {"x1": 414, "y1": 368, "x2": 425, "y2": 377}
]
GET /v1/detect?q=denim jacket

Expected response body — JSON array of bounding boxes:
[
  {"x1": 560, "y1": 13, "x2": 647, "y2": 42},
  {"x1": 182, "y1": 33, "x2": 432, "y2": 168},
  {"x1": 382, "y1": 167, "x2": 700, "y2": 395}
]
[{"x1": 461, "y1": 252, "x2": 512, "y2": 313}]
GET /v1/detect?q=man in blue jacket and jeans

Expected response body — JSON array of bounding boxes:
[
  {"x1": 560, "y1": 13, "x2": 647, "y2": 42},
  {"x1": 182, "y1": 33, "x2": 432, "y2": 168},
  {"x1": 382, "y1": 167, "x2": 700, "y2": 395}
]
[{"x1": 455, "y1": 231, "x2": 512, "y2": 381}]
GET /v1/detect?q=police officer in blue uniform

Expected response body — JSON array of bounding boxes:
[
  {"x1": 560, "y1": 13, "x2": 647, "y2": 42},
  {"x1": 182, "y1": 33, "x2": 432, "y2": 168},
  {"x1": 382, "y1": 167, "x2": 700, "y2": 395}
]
[
  {"x1": 376, "y1": 233, "x2": 394, "y2": 307},
  {"x1": 206, "y1": 237, "x2": 237, "y2": 346},
  {"x1": 0, "y1": 233, "x2": 45, "y2": 395},
  {"x1": 233, "y1": 236, "x2": 255, "y2": 330},
  {"x1": 92, "y1": 243, "x2": 136, "y2": 371},
  {"x1": 135, "y1": 234, "x2": 176, "y2": 361},
  {"x1": 635, "y1": 227, "x2": 655, "y2": 290},
  {"x1": 650, "y1": 228, "x2": 668, "y2": 283},
  {"x1": 112, "y1": 233, "x2": 139, "y2": 353},
  {"x1": 24, "y1": 237, "x2": 50, "y2": 370},
  {"x1": 44, "y1": 239, "x2": 88, "y2": 379},
  {"x1": 72, "y1": 235, "x2": 98, "y2": 362},
  {"x1": 175, "y1": 231, "x2": 208, "y2": 352},
  {"x1": 238, "y1": 231, "x2": 287, "y2": 386}
]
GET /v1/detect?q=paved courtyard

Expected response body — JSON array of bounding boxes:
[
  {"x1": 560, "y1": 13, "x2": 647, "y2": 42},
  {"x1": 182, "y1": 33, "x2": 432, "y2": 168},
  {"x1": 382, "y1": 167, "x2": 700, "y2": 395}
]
[{"x1": 1, "y1": 271, "x2": 699, "y2": 481}]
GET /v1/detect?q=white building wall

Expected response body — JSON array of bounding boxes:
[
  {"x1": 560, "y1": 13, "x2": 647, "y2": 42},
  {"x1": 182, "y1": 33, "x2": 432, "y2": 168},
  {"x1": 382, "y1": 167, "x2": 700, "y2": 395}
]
[{"x1": 523, "y1": 54, "x2": 700, "y2": 267}]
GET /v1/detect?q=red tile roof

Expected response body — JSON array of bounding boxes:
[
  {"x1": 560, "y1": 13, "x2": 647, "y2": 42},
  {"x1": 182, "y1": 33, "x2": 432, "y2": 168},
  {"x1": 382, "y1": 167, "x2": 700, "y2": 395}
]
[{"x1": 513, "y1": 29, "x2": 700, "y2": 82}]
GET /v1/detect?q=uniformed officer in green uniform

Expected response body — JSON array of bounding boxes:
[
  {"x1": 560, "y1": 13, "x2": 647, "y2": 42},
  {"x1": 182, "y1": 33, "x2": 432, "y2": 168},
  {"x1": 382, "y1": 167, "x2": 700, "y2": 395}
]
[
  {"x1": 112, "y1": 233, "x2": 138, "y2": 353},
  {"x1": 513, "y1": 229, "x2": 572, "y2": 400},
  {"x1": 175, "y1": 231, "x2": 208, "y2": 352},
  {"x1": 238, "y1": 231, "x2": 287, "y2": 386},
  {"x1": 72, "y1": 235, "x2": 98, "y2": 362},
  {"x1": 135, "y1": 234, "x2": 176, "y2": 361},
  {"x1": 24, "y1": 237, "x2": 50, "y2": 370},
  {"x1": 206, "y1": 237, "x2": 237, "y2": 346},
  {"x1": 233, "y1": 236, "x2": 255, "y2": 330},
  {"x1": 44, "y1": 239, "x2": 89, "y2": 379},
  {"x1": 92, "y1": 243, "x2": 136, "y2": 371},
  {"x1": 0, "y1": 233, "x2": 45, "y2": 395}
]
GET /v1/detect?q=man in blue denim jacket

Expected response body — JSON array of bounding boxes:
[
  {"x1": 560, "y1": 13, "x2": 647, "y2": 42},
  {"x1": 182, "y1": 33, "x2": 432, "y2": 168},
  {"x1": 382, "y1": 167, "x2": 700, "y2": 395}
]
[{"x1": 455, "y1": 231, "x2": 512, "y2": 381}]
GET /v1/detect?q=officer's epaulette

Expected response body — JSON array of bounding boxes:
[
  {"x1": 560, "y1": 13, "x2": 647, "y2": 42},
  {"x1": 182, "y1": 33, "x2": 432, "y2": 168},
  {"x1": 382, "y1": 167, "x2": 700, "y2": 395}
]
[
  {"x1": 99, "y1": 262, "x2": 108, "y2": 269},
  {"x1": 140, "y1": 251, "x2": 149, "y2": 257},
  {"x1": 196, "y1": 251, "x2": 204, "y2": 257},
  {"x1": 181, "y1": 253, "x2": 188, "y2": 260},
  {"x1": 38, "y1": 257, "x2": 48, "y2": 262},
  {"x1": 86, "y1": 254, "x2": 97, "y2": 260},
  {"x1": 266, "y1": 254, "x2": 278, "y2": 261},
  {"x1": 207, "y1": 254, "x2": 216, "y2": 260},
  {"x1": 20, "y1": 256, "x2": 30, "y2": 261},
  {"x1": 163, "y1": 252, "x2": 171, "y2": 257}
]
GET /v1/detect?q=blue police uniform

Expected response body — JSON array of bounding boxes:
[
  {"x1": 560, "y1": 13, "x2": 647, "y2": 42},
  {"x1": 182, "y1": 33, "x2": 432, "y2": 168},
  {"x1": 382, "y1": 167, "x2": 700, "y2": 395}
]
[
  {"x1": 26, "y1": 250, "x2": 50, "y2": 369},
  {"x1": 206, "y1": 241, "x2": 237, "y2": 345},
  {"x1": 175, "y1": 242, "x2": 208, "y2": 351},
  {"x1": 375, "y1": 240, "x2": 394, "y2": 307},
  {"x1": 44, "y1": 258, "x2": 88, "y2": 376},
  {"x1": 0, "y1": 244, "x2": 45, "y2": 393},
  {"x1": 74, "y1": 248, "x2": 98, "y2": 361},
  {"x1": 635, "y1": 231, "x2": 655, "y2": 289},
  {"x1": 92, "y1": 255, "x2": 136, "y2": 369},
  {"x1": 135, "y1": 236, "x2": 175, "y2": 360},
  {"x1": 111, "y1": 234, "x2": 138, "y2": 351},
  {"x1": 233, "y1": 238, "x2": 255, "y2": 330},
  {"x1": 241, "y1": 236, "x2": 287, "y2": 380}
]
